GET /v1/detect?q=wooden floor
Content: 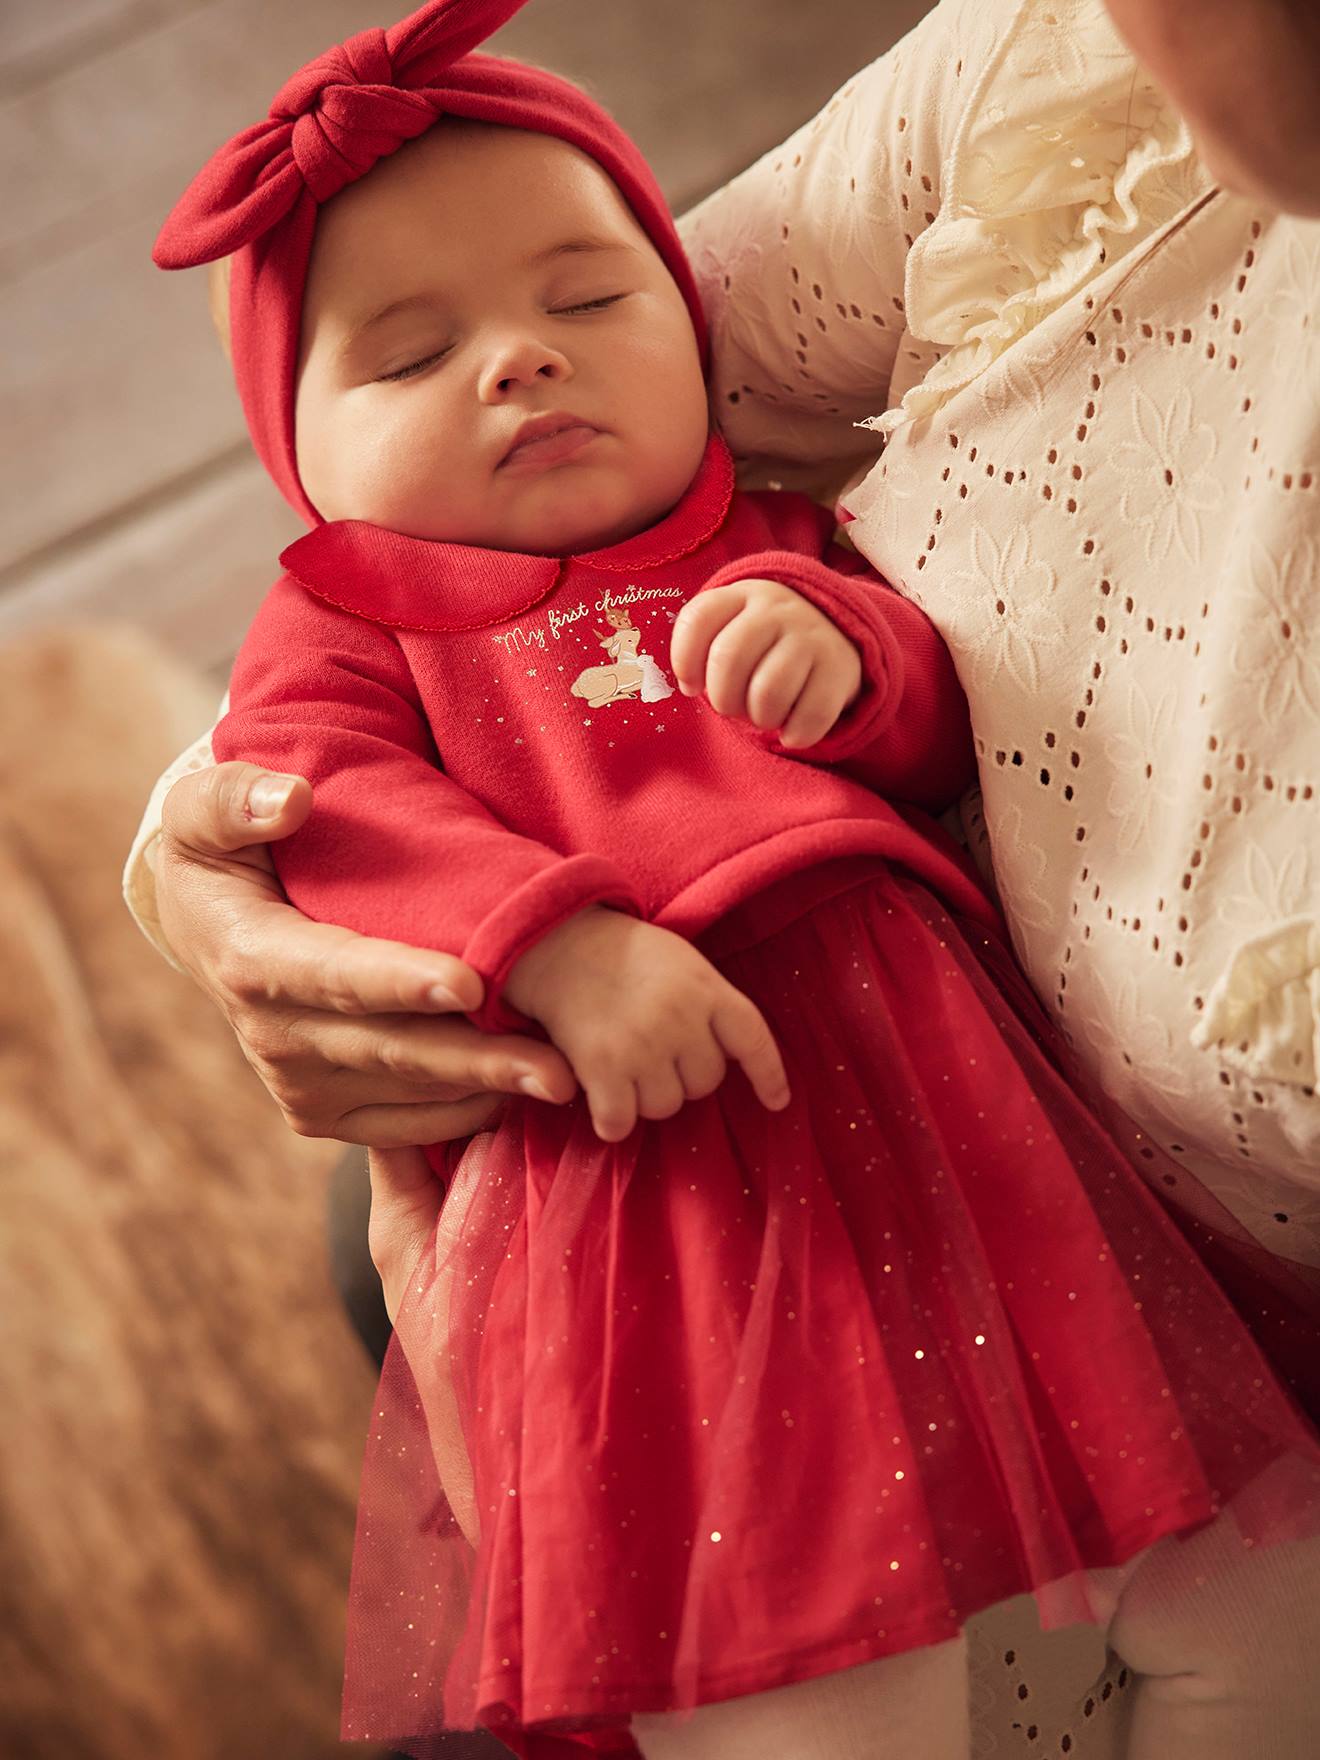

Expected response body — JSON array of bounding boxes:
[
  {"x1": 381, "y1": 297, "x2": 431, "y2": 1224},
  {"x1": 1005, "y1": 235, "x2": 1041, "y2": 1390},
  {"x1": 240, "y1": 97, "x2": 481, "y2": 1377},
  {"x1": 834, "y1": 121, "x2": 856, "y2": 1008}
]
[{"x1": 0, "y1": 0, "x2": 929, "y2": 682}]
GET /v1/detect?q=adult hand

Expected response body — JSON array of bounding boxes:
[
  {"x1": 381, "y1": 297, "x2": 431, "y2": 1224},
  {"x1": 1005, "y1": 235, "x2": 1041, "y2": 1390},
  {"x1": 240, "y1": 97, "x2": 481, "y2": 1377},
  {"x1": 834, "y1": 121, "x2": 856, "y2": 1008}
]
[
  {"x1": 366, "y1": 1144, "x2": 447, "y2": 1325},
  {"x1": 152, "y1": 761, "x2": 577, "y2": 1144}
]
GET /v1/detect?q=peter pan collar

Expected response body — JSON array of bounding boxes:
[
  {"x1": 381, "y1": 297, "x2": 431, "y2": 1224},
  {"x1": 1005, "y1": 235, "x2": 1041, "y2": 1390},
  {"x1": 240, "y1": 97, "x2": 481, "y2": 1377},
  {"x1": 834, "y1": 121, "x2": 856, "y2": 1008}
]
[{"x1": 279, "y1": 431, "x2": 734, "y2": 633}]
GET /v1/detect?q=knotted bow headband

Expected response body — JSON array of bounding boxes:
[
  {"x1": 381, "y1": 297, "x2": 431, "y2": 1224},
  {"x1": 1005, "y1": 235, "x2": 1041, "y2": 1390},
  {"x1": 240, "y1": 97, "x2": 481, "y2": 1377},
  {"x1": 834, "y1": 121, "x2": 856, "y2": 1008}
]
[{"x1": 155, "y1": 0, "x2": 707, "y2": 523}]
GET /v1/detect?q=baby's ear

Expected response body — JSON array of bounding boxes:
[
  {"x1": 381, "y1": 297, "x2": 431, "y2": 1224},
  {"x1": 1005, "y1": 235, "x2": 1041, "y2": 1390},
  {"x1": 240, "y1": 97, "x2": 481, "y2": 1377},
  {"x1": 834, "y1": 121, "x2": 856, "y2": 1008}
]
[{"x1": 206, "y1": 257, "x2": 233, "y2": 363}]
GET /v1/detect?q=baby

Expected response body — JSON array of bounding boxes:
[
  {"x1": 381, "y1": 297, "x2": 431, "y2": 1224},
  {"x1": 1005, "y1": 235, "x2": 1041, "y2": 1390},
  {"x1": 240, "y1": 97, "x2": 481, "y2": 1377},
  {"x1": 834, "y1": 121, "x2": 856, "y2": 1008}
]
[
  {"x1": 180, "y1": 77, "x2": 983, "y2": 1145},
  {"x1": 154, "y1": 5, "x2": 1320, "y2": 1757}
]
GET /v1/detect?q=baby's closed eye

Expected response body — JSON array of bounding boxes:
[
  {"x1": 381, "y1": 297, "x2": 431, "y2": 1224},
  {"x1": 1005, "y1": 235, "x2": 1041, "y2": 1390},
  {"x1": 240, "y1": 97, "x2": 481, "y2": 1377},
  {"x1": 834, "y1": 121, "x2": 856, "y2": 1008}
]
[
  {"x1": 550, "y1": 293, "x2": 629, "y2": 315},
  {"x1": 373, "y1": 294, "x2": 627, "y2": 381},
  {"x1": 377, "y1": 345, "x2": 454, "y2": 383}
]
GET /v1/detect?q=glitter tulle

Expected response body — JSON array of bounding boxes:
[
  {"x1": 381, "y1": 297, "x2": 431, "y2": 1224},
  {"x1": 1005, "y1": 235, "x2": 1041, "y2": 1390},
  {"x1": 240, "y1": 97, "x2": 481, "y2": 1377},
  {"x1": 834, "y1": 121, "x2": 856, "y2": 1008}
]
[{"x1": 341, "y1": 864, "x2": 1320, "y2": 1758}]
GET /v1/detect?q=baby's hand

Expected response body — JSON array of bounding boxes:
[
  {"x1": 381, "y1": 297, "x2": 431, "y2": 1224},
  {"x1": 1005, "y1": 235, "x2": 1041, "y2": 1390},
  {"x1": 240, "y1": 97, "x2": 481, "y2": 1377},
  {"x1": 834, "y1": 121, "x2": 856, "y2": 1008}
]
[
  {"x1": 671, "y1": 577, "x2": 861, "y2": 750},
  {"x1": 504, "y1": 908, "x2": 790, "y2": 1142}
]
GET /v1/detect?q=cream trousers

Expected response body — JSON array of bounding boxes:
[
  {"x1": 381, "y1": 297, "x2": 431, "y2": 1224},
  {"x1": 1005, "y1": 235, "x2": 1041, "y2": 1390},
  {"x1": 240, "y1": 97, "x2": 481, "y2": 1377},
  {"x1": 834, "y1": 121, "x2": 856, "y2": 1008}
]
[{"x1": 631, "y1": 1514, "x2": 1320, "y2": 1760}]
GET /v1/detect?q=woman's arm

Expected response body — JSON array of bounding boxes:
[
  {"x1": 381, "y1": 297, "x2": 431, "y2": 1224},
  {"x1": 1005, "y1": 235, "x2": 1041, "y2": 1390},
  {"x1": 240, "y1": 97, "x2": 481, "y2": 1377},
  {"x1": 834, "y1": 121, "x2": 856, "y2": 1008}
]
[
  {"x1": 677, "y1": 0, "x2": 981, "y2": 492},
  {"x1": 146, "y1": 762, "x2": 576, "y2": 1144},
  {"x1": 123, "y1": 719, "x2": 220, "y2": 968}
]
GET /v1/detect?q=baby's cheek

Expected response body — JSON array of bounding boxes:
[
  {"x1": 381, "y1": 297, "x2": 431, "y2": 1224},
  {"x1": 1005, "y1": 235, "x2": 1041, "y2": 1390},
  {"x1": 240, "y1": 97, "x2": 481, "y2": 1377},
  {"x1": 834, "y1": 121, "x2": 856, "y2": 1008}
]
[
  {"x1": 292, "y1": 398, "x2": 343, "y2": 521},
  {"x1": 349, "y1": 406, "x2": 465, "y2": 533}
]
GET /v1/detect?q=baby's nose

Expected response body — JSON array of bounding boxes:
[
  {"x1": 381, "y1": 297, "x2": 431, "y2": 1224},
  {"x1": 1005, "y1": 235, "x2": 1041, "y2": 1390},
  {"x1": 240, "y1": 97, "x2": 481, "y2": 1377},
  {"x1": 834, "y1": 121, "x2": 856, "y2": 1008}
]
[{"x1": 480, "y1": 337, "x2": 573, "y2": 399}]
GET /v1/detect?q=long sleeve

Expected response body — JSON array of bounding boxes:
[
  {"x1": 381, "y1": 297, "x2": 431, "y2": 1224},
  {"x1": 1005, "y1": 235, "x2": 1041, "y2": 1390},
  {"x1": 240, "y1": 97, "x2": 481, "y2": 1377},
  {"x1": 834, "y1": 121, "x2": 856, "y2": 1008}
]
[
  {"x1": 122, "y1": 711, "x2": 222, "y2": 967},
  {"x1": 676, "y1": 0, "x2": 986, "y2": 493},
  {"x1": 213, "y1": 579, "x2": 641, "y2": 1029},
  {"x1": 698, "y1": 544, "x2": 975, "y2": 815}
]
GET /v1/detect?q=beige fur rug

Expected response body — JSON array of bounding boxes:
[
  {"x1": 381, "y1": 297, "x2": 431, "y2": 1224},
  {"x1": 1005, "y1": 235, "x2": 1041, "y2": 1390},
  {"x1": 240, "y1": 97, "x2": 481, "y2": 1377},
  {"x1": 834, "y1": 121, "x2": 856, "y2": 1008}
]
[{"x1": 0, "y1": 626, "x2": 384, "y2": 1760}]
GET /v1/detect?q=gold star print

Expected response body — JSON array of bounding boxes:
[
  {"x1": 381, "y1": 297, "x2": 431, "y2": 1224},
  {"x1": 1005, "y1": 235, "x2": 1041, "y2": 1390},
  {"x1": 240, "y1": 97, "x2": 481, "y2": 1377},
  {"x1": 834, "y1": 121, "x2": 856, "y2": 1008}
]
[{"x1": 583, "y1": 718, "x2": 592, "y2": 726}]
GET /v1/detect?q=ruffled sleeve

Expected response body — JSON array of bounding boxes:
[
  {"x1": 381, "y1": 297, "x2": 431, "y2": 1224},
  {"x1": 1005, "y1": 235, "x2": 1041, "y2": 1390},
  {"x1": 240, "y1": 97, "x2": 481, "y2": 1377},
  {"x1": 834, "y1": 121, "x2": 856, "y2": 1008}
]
[
  {"x1": 870, "y1": 0, "x2": 1207, "y2": 439},
  {"x1": 679, "y1": 0, "x2": 1210, "y2": 477},
  {"x1": 677, "y1": 0, "x2": 994, "y2": 494},
  {"x1": 121, "y1": 707, "x2": 223, "y2": 968},
  {"x1": 1192, "y1": 921, "x2": 1320, "y2": 1093}
]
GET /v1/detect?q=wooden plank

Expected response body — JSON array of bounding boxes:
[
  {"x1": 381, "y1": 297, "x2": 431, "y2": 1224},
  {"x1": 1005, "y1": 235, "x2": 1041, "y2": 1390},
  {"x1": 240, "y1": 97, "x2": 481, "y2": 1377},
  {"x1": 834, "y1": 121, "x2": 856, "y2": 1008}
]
[
  {"x1": 0, "y1": 452, "x2": 299, "y2": 676},
  {"x1": 0, "y1": 4, "x2": 224, "y2": 102},
  {"x1": 1, "y1": 1, "x2": 155, "y2": 84},
  {"x1": 2, "y1": 212, "x2": 251, "y2": 578},
  {"x1": 0, "y1": 0, "x2": 375, "y2": 276}
]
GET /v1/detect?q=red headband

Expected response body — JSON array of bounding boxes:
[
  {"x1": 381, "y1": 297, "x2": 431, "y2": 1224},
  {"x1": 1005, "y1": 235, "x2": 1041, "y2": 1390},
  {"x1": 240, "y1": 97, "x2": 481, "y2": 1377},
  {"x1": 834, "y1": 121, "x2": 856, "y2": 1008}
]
[{"x1": 155, "y1": 0, "x2": 708, "y2": 524}]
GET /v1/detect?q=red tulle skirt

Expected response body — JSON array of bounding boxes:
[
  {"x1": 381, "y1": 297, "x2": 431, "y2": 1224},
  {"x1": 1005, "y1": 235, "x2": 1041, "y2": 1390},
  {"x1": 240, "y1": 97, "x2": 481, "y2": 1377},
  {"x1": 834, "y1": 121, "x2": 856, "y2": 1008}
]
[{"x1": 342, "y1": 862, "x2": 1320, "y2": 1759}]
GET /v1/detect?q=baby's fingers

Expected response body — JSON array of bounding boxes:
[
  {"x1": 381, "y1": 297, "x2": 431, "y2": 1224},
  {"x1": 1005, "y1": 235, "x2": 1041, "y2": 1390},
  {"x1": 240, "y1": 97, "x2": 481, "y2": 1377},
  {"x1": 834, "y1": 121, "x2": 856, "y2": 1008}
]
[
  {"x1": 670, "y1": 587, "x2": 744, "y2": 695},
  {"x1": 636, "y1": 1062, "x2": 687, "y2": 1121},
  {"x1": 778, "y1": 663, "x2": 852, "y2": 750},
  {"x1": 746, "y1": 642, "x2": 813, "y2": 733},
  {"x1": 585, "y1": 1071, "x2": 639, "y2": 1143},
  {"x1": 703, "y1": 616, "x2": 778, "y2": 720},
  {"x1": 678, "y1": 1037, "x2": 728, "y2": 1102},
  {"x1": 712, "y1": 992, "x2": 791, "y2": 1113}
]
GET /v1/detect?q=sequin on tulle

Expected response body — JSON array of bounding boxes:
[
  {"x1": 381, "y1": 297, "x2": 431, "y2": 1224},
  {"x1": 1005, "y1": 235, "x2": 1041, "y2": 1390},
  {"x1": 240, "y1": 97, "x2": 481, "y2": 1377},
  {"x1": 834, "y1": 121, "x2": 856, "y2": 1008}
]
[{"x1": 343, "y1": 866, "x2": 1320, "y2": 1758}]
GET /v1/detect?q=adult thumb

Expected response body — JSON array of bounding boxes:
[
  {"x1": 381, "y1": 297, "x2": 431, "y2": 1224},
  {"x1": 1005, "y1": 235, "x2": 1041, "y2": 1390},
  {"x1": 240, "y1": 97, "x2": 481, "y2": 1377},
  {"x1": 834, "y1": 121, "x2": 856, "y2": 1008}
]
[{"x1": 160, "y1": 761, "x2": 313, "y2": 858}]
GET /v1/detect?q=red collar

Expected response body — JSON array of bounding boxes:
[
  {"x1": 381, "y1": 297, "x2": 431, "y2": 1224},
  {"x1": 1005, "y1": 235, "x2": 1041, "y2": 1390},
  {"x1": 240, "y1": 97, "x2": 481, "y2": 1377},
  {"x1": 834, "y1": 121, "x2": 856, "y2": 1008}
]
[{"x1": 279, "y1": 432, "x2": 734, "y2": 632}]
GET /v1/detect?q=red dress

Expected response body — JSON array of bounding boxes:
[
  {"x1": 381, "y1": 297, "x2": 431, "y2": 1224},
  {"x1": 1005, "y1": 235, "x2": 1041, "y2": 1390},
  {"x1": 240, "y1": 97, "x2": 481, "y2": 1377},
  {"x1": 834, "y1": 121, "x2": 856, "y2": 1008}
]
[{"x1": 214, "y1": 436, "x2": 1320, "y2": 1758}]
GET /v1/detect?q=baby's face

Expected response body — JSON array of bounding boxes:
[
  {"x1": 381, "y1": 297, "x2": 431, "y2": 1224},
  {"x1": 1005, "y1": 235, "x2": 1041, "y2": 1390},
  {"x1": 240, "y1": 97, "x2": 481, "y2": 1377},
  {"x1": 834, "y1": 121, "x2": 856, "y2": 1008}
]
[{"x1": 294, "y1": 122, "x2": 711, "y2": 553}]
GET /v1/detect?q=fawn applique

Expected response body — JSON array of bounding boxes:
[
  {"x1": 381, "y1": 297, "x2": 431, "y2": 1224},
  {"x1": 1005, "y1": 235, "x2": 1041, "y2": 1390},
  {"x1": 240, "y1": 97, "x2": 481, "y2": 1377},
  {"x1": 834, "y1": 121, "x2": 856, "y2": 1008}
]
[{"x1": 570, "y1": 606, "x2": 674, "y2": 710}]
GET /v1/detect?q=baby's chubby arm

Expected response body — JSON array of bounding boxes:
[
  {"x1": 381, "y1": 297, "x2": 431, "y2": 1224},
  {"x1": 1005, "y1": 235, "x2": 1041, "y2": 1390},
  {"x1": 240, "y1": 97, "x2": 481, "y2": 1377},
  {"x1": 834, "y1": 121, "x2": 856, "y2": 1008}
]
[
  {"x1": 504, "y1": 907, "x2": 790, "y2": 1144},
  {"x1": 216, "y1": 579, "x2": 644, "y2": 1039},
  {"x1": 671, "y1": 546, "x2": 975, "y2": 813}
]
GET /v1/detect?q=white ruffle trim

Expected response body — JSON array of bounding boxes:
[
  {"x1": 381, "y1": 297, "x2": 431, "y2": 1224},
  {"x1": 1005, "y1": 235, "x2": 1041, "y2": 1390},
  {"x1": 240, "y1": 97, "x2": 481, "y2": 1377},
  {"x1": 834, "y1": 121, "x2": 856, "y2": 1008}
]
[
  {"x1": 1191, "y1": 918, "x2": 1320, "y2": 1092},
  {"x1": 866, "y1": 0, "x2": 1202, "y2": 439}
]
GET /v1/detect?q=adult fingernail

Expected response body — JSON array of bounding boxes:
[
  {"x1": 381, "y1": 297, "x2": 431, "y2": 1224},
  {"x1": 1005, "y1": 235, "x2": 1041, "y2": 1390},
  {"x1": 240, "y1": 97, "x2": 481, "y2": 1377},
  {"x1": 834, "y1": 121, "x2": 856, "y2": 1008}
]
[
  {"x1": 248, "y1": 773, "x2": 294, "y2": 819},
  {"x1": 517, "y1": 1073, "x2": 554, "y2": 1102},
  {"x1": 426, "y1": 984, "x2": 464, "y2": 1010}
]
